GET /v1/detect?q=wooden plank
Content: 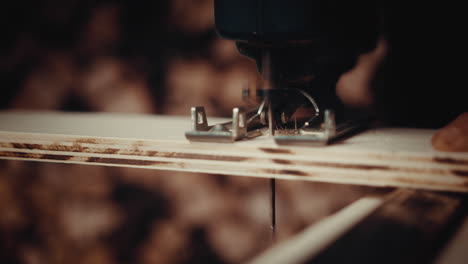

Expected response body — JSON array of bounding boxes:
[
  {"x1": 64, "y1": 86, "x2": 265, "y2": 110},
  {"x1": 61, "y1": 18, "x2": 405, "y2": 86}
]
[
  {"x1": 248, "y1": 195, "x2": 387, "y2": 264},
  {"x1": 435, "y1": 211, "x2": 468, "y2": 264},
  {"x1": 1, "y1": 111, "x2": 468, "y2": 192},
  {"x1": 306, "y1": 189, "x2": 465, "y2": 264},
  {"x1": 250, "y1": 189, "x2": 466, "y2": 264}
]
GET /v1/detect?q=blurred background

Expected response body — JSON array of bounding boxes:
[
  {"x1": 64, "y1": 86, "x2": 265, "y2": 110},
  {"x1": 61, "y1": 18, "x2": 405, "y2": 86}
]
[
  {"x1": 0, "y1": 0, "x2": 260, "y2": 114},
  {"x1": 1, "y1": 0, "x2": 386, "y2": 263}
]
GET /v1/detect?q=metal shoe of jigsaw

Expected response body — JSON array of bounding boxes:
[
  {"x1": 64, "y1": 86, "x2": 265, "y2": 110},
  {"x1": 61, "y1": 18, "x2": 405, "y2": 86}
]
[
  {"x1": 185, "y1": 52, "x2": 370, "y2": 146},
  {"x1": 185, "y1": 106, "x2": 263, "y2": 143},
  {"x1": 186, "y1": 0, "x2": 379, "y2": 146}
]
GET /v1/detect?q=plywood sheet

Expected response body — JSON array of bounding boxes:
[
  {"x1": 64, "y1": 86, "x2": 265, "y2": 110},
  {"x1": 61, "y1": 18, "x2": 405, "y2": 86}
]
[{"x1": 1, "y1": 111, "x2": 467, "y2": 192}]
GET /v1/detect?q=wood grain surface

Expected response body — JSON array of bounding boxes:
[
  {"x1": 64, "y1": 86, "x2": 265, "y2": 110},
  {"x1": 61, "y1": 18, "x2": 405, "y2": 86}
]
[
  {"x1": 1, "y1": 111, "x2": 468, "y2": 192},
  {"x1": 250, "y1": 189, "x2": 467, "y2": 264},
  {"x1": 307, "y1": 189, "x2": 465, "y2": 264}
]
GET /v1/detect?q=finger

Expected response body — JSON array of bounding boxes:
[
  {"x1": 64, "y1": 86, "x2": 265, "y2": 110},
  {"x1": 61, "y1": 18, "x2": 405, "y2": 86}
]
[
  {"x1": 336, "y1": 37, "x2": 387, "y2": 107},
  {"x1": 432, "y1": 113, "x2": 468, "y2": 152}
]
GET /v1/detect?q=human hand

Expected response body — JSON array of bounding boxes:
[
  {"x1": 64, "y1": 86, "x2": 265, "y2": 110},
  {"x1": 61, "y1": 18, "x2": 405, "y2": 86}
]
[
  {"x1": 432, "y1": 113, "x2": 468, "y2": 152},
  {"x1": 336, "y1": 38, "x2": 468, "y2": 152}
]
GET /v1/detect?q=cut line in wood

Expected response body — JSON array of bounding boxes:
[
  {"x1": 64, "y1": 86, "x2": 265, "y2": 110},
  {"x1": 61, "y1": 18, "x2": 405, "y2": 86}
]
[
  {"x1": 249, "y1": 189, "x2": 465, "y2": 264},
  {"x1": 248, "y1": 194, "x2": 386, "y2": 264}
]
